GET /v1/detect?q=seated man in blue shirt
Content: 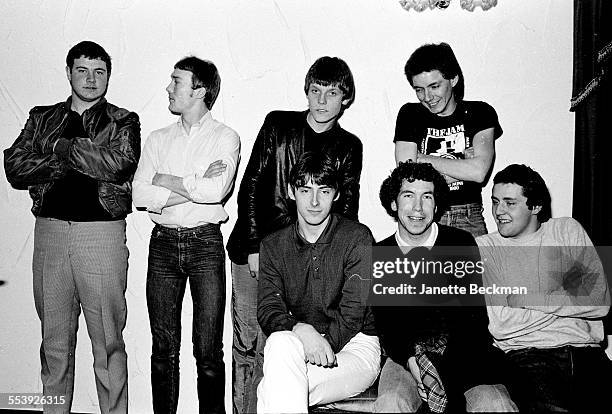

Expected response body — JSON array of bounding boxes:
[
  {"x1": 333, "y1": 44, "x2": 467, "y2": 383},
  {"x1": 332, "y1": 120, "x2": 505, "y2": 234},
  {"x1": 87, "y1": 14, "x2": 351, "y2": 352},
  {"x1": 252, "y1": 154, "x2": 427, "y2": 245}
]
[{"x1": 256, "y1": 151, "x2": 380, "y2": 413}]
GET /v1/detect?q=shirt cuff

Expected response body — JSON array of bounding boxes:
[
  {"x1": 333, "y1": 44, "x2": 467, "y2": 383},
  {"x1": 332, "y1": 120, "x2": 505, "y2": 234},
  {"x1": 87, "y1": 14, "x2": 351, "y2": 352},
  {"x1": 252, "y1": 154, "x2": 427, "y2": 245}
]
[
  {"x1": 182, "y1": 174, "x2": 197, "y2": 198},
  {"x1": 148, "y1": 186, "x2": 173, "y2": 214}
]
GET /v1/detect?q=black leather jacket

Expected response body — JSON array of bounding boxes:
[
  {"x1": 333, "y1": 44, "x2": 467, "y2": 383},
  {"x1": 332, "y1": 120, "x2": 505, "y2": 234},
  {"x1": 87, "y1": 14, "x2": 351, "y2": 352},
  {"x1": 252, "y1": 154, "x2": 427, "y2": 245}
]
[
  {"x1": 4, "y1": 97, "x2": 141, "y2": 218},
  {"x1": 227, "y1": 110, "x2": 362, "y2": 264}
]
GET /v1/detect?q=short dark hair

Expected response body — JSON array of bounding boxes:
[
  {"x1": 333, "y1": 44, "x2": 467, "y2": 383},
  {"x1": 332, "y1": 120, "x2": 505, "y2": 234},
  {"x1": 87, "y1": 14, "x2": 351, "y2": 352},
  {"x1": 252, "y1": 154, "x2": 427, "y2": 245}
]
[
  {"x1": 404, "y1": 42, "x2": 465, "y2": 102},
  {"x1": 380, "y1": 162, "x2": 449, "y2": 221},
  {"x1": 290, "y1": 151, "x2": 341, "y2": 191},
  {"x1": 174, "y1": 56, "x2": 221, "y2": 110},
  {"x1": 304, "y1": 56, "x2": 355, "y2": 108},
  {"x1": 66, "y1": 41, "x2": 112, "y2": 76},
  {"x1": 493, "y1": 164, "x2": 552, "y2": 223}
]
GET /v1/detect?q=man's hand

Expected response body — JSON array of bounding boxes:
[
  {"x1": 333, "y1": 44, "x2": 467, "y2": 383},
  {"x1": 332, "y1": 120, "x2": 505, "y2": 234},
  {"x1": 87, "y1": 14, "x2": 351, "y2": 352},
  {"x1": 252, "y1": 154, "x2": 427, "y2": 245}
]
[
  {"x1": 407, "y1": 356, "x2": 426, "y2": 400},
  {"x1": 203, "y1": 160, "x2": 227, "y2": 178},
  {"x1": 292, "y1": 323, "x2": 337, "y2": 367},
  {"x1": 248, "y1": 253, "x2": 259, "y2": 280}
]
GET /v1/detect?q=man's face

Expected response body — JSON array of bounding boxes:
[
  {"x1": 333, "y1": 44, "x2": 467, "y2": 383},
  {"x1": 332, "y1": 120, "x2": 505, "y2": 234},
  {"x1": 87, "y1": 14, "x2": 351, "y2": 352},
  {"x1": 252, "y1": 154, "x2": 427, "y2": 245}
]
[
  {"x1": 166, "y1": 68, "x2": 201, "y2": 115},
  {"x1": 411, "y1": 70, "x2": 457, "y2": 116},
  {"x1": 306, "y1": 83, "x2": 349, "y2": 132},
  {"x1": 492, "y1": 183, "x2": 541, "y2": 239},
  {"x1": 292, "y1": 179, "x2": 338, "y2": 230},
  {"x1": 392, "y1": 179, "x2": 437, "y2": 243},
  {"x1": 66, "y1": 57, "x2": 108, "y2": 104}
]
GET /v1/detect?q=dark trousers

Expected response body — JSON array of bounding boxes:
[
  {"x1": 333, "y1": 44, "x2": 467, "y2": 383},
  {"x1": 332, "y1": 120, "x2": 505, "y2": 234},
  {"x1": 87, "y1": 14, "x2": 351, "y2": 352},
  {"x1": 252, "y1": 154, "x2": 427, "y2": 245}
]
[
  {"x1": 147, "y1": 223, "x2": 226, "y2": 414},
  {"x1": 504, "y1": 345, "x2": 612, "y2": 413}
]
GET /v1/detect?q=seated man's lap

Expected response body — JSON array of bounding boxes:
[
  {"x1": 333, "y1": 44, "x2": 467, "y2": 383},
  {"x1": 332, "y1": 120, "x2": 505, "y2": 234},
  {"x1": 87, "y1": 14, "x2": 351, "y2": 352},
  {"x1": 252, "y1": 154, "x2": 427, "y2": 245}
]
[
  {"x1": 260, "y1": 331, "x2": 380, "y2": 408},
  {"x1": 308, "y1": 333, "x2": 381, "y2": 406},
  {"x1": 374, "y1": 358, "x2": 517, "y2": 413},
  {"x1": 506, "y1": 346, "x2": 612, "y2": 412}
]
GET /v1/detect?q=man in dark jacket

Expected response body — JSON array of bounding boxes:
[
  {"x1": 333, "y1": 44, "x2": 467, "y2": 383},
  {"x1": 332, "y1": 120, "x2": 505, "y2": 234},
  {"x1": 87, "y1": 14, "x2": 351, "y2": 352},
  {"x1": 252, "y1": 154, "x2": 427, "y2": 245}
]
[
  {"x1": 371, "y1": 162, "x2": 515, "y2": 413},
  {"x1": 226, "y1": 56, "x2": 362, "y2": 412},
  {"x1": 3, "y1": 40, "x2": 140, "y2": 414}
]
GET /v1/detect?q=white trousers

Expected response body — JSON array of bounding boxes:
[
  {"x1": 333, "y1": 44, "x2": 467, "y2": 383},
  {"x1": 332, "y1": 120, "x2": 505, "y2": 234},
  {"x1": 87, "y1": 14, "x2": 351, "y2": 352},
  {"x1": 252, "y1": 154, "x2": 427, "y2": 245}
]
[{"x1": 257, "y1": 331, "x2": 381, "y2": 413}]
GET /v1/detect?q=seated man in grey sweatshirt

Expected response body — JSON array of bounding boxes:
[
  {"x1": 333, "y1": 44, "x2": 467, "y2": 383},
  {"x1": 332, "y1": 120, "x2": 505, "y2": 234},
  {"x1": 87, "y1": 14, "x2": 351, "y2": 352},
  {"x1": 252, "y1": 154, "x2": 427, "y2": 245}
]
[{"x1": 477, "y1": 164, "x2": 611, "y2": 413}]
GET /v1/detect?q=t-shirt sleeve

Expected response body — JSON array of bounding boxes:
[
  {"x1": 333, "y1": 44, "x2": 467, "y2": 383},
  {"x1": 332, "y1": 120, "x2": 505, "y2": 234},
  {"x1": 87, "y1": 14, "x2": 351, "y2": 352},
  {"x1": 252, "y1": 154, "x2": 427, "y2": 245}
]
[
  {"x1": 471, "y1": 102, "x2": 503, "y2": 140},
  {"x1": 393, "y1": 104, "x2": 421, "y2": 144}
]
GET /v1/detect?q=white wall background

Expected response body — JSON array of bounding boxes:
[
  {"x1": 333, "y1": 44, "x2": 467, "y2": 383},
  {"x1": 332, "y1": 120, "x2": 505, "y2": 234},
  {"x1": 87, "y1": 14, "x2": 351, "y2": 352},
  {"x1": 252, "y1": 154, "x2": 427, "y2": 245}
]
[{"x1": 0, "y1": 0, "x2": 574, "y2": 412}]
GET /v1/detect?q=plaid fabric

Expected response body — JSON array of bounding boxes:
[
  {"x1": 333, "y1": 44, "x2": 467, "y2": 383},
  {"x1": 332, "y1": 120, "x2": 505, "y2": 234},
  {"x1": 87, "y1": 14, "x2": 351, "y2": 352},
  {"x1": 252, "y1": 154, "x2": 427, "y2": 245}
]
[{"x1": 414, "y1": 335, "x2": 449, "y2": 413}]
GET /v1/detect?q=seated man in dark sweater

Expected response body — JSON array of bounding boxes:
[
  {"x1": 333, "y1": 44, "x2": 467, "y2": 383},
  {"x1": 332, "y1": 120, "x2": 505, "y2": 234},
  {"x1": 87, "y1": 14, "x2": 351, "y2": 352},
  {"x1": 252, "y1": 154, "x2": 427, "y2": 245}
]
[
  {"x1": 257, "y1": 152, "x2": 380, "y2": 413},
  {"x1": 371, "y1": 162, "x2": 516, "y2": 413}
]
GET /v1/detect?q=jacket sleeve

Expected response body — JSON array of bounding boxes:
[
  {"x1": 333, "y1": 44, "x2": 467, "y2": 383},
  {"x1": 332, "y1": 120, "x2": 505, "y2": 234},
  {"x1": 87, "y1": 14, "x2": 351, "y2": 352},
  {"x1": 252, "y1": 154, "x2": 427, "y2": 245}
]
[
  {"x1": 4, "y1": 108, "x2": 67, "y2": 190},
  {"x1": 336, "y1": 138, "x2": 362, "y2": 221},
  {"x1": 62, "y1": 111, "x2": 141, "y2": 184},
  {"x1": 257, "y1": 238, "x2": 298, "y2": 335},
  {"x1": 325, "y1": 228, "x2": 373, "y2": 352},
  {"x1": 239, "y1": 113, "x2": 274, "y2": 254}
]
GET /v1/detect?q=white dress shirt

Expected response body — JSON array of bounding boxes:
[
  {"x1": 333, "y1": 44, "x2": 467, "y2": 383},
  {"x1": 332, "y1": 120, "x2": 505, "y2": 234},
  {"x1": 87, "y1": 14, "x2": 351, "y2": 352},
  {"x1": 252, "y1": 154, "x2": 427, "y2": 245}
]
[{"x1": 133, "y1": 111, "x2": 240, "y2": 228}]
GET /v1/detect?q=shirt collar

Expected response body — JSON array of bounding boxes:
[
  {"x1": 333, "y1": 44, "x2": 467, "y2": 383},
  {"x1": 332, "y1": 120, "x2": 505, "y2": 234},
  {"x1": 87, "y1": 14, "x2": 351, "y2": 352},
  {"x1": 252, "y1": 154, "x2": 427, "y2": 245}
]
[
  {"x1": 395, "y1": 222, "x2": 439, "y2": 250},
  {"x1": 177, "y1": 110, "x2": 213, "y2": 132},
  {"x1": 293, "y1": 213, "x2": 338, "y2": 250}
]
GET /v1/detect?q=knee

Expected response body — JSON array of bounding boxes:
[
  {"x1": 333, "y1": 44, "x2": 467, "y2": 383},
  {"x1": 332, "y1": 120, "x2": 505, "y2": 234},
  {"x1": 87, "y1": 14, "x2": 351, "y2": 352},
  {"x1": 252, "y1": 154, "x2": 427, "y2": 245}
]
[
  {"x1": 263, "y1": 331, "x2": 303, "y2": 360},
  {"x1": 151, "y1": 329, "x2": 180, "y2": 360},
  {"x1": 465, "y1": 384, "x2": 518, "y2": 413}
]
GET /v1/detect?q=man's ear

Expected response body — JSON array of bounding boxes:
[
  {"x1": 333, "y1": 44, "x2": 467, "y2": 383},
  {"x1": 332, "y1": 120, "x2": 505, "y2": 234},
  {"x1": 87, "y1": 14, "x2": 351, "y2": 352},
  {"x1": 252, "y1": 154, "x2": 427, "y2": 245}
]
[
  {"x1": 65, "y1": 66, "x2": 72, "y2": 81},
  {"x1": 288, "y1": 184, "x2": 295, "y2": 200},
  {"x1": 333, "y1": 190, "x2": 340, "y2": 202},
  {"x1": 341, "y1": 98, "x2": 350, "y2": 107},
  {"x1": 193, "y1": 86, "x2": 207, "y2": 100},
  {"x1": 451, "y1": 75, "x2": 459, "y2": 88},
  {"x1": 391, "y1": 200, "x2": 398, "y2": 212},
  {"x1": 531, "y1": 205, "x2": 542, "y2": 216}
]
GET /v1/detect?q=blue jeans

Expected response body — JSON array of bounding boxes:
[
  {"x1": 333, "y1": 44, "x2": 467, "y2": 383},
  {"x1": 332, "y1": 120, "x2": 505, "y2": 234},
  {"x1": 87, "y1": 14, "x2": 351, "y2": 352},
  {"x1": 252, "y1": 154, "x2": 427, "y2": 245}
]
[
  {"x1": 505, "y1": 346, "x2": 612, "y2": 413},
  {"x1": 439, "y1": 203, "x2": 487, "y2": 237},
  {"x1": 147, "y1": 224, "x2": 226, "y2": 414},
  {"x1": 231, "y1": 262, "x2": 266, "y2": 413}
]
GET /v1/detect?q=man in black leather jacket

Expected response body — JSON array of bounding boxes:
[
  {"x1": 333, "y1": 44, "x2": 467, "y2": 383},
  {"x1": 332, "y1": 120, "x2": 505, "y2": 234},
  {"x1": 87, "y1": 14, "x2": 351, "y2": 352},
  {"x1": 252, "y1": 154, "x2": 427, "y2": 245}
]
[
  {"x1": 226, "y1": 56, "x2": 362, "y2": 413},
  {"x1": 4, "y1": 41, "x2": 140, "y2": 414}
]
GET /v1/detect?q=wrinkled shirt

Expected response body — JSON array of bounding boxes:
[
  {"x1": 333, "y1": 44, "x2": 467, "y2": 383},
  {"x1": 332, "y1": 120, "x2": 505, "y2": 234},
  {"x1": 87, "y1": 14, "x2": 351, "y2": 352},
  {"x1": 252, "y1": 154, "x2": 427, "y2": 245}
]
[{"x1": 133, "y1": 111, "x2": 240, "y2": 227}]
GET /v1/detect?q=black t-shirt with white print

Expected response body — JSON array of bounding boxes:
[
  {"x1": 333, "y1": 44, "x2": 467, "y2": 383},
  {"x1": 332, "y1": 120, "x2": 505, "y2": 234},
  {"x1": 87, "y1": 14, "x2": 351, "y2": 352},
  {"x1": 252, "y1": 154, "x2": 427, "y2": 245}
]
[{"x1": 394, "y1": 100, "x2": 502, "y2": 205}]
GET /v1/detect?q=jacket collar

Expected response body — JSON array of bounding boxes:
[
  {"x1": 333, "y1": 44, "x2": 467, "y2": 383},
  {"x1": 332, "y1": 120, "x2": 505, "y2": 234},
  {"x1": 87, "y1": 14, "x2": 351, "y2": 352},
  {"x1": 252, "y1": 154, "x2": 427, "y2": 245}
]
[{"x1": 63, "y1": 96, "x2": 108, "y2": 114}]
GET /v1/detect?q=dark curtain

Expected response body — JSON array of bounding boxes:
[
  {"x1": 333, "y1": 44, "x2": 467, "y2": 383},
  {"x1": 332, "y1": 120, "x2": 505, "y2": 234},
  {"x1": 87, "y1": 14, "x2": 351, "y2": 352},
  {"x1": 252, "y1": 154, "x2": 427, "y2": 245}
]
[{"x1": 571, "y1": 0, "x2": 612, "y2": 331}]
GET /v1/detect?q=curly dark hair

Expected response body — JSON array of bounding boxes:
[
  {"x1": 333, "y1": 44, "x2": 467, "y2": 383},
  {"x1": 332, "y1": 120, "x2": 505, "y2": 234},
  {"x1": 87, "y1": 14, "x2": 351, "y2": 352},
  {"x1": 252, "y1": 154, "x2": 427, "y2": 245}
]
[
  {"x1": 493, "y1": 164, "x2": 552, "y2": 222},
  {"x1": 379, "y1": 162, "x2": 449, "y2": 221}
]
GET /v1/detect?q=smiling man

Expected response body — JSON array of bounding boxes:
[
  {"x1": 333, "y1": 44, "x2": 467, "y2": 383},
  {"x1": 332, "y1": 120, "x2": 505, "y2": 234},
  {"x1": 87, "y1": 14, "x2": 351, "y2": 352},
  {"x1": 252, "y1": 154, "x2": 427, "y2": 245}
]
[
  {"x1": 256, "y1": 152, "x2": 379, "y2": 413},
  {"x1": 226, "y1": 56, "x2": 362, "y2": 412},
  {"x1": 394, "y1": 42, "x2": 503, "y2": 237},
  {"x1": 4, "y1": 40, "x2": 140, "y2": 413},
  {"x1": 132, "y1": 56, "x2": 240, "y2": 414},
  {"x1": 372, "y1": 162, "x2": 515, "y2": 413},
  {"x1": 477, "y1": 164, "x2": 611, "y2": 412}
]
